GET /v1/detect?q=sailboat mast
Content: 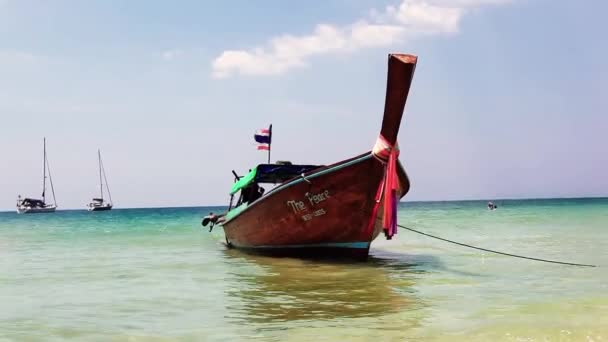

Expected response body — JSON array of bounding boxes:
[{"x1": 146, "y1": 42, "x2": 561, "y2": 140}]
[
  {"x1": 98, "y1": 149, "x2": 104, "y2": 201},
  {"x1": 42, "y1": 137, "x2": 46, "y2": 203}
]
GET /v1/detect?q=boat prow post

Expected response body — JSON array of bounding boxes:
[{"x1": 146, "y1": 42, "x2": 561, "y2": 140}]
[
  {"x1": 371, "y1": 53, "x2": 418, "y2": 240},
  {"x1": 378, "y1": 53, "x2": 418, "y2": 145}
]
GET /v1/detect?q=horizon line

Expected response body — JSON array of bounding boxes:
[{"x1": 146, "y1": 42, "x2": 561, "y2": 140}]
[{"x1": 1, "y1": 195, "x2": 606, "y2": 213}]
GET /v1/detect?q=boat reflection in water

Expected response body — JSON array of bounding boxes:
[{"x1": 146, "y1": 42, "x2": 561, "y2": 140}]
[{"x1": 221, "y1": 248, "x2": 428, "y2": 325}]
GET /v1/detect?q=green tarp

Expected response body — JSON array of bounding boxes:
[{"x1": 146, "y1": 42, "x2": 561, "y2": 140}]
[{"x1": 230, "y1": 167, "x2": 257, "y2": 195}]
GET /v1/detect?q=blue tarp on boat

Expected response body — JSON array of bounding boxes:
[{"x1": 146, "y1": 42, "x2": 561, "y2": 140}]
[{"x1": 230, "y1": 163, "x2": 321, "y2": 194}]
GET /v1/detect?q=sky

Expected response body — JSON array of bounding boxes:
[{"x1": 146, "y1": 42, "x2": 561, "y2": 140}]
[{"x1": 0, "y1": 0, "x2": 606, "y2": 210}]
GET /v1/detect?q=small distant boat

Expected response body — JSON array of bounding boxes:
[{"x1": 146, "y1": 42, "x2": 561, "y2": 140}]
[
  {"x1": 87, "y1": 149, "x2": 113, "y2": 211},
  {"x1": 16, "y1": 138, "x2": 58, "y2": 214}
]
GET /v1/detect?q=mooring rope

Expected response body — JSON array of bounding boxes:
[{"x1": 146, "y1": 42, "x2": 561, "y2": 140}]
[{"x1": 397, "y1": 224, "x2": 597, "y2": 268}]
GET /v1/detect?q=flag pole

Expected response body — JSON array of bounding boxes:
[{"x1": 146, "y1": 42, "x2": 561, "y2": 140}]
[{"x1": 268, "y1": 124, "x2": 272, "y2": 164}]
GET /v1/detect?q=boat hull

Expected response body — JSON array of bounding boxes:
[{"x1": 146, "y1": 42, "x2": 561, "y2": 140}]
[
  {"x1": 221, "y1": 152, "x2": 409, "y2": 259},
  {"x1": 229, "y1": 243, "x2": 372, "y2": 260},
  {"x1": 88, "y1": 204, "x2": 112, "y2": 212},
  {"x1": 17, "y1": 206, "x2": 57, "y2": 214}
]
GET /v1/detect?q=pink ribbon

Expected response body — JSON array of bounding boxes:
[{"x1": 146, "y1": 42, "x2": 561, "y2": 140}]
[{"x1": 372, "y1": 135, "x2": 400, "y2": 240}]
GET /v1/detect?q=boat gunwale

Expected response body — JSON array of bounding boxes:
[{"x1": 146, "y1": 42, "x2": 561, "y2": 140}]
[{"x1": 221, "y1": 152, "x2": 375, "y2": 225}]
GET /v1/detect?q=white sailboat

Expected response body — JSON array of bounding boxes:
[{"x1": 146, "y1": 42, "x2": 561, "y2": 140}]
[
  {"x1": 16, "y1": 138, "x2": 58, "y2": 214},
  {"x1": 87, "y1": 149, "x2": 113, "y2": 211}
]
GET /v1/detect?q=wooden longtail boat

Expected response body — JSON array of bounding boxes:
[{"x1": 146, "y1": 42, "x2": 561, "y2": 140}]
[{"x1": 203, "y1": 53, "x2": 417, "y2": 259}]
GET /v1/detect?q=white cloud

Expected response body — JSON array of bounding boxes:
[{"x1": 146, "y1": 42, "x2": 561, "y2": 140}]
[
  {"x1": 162, "y1": 49, "x2": 184, "y2": 61},
  {"x1": 211, "y1": 0, "x2": 513, "y2": 79},
  {"x1": 395, "y1": 2, "x2": 464, "y2": 34},
  {"x1": 350, "y1": 22, "x2": 405, "y2": 48}
]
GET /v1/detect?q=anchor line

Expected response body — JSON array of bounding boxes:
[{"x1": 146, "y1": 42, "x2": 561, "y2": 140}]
[{"x1": 397, "y1": 224, "x2": 597, "y2": 268}]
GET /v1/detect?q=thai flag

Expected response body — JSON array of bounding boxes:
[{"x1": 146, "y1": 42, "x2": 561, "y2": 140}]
[{"x1": 254, "y1": 126, "x2": 272, "y2": 150}]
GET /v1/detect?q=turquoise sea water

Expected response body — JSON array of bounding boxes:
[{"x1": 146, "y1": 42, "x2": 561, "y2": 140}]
[{"x1": 1, "y1": 198, "x2": 606, "y2": 341}]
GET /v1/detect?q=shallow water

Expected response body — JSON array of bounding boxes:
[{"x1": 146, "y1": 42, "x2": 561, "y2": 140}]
[{"x1": 1, "y1": 198, "x2": 606, "y2": 341}]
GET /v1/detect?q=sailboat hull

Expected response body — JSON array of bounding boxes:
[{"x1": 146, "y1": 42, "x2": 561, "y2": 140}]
[
  {"x1": 88, "y1": 204, "x2": 113, "y2": 212},
  {"x1": 17, "y1": 206, "x2": 57, "y2": 214},
  {"x1": 221, "y1": 152, "x2": 409, "y2": 260}
]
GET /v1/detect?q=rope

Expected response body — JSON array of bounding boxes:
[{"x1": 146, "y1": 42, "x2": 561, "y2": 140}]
[
  {"x1": 46, "y1": 155, "x2": 57, "y2": 206},
  {"x1": 397, "y1": 224, "x2": 597, "y2": 268},
  {"x1": 100, "y1": 156, "x2": 113, "y2": 205}
]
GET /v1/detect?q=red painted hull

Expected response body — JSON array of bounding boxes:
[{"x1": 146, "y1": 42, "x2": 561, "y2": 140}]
[{"x1": 222, "y1": 152, "x2": 409, "y2": 259}]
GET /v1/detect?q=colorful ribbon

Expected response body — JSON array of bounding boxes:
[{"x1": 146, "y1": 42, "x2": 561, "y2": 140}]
[{"x1": 372, "y1": 135, "x2": 400, "y2": 240}]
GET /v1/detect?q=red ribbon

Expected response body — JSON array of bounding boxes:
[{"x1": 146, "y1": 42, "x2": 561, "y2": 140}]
[{"x1": 372, "y1": 135, "x2": 400, "y2": 240}]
